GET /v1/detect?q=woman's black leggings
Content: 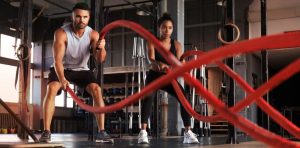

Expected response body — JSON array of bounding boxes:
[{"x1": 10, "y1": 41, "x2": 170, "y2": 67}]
[{"x1": 141, "y1": 70, "x2": 191, "y2": 127}]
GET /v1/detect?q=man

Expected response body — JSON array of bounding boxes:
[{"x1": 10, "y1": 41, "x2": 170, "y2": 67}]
[{"x1": 39, "y1": 2, "x2": 113, "y2": 143}]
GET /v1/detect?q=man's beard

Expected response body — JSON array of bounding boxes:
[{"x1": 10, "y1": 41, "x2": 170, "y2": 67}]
[{"x1": 75, "y1": 23, "x2": 86, "y2": 29}]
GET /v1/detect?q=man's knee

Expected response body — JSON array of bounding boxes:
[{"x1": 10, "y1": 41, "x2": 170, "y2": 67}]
[
  {"x1": 87, "y1": 83, "x2": 101, "y2": 94},
  {"x1": 47, "y1": 82, "x2": 61, "y2": 95}
]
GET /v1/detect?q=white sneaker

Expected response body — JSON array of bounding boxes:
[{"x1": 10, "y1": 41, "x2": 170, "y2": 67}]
[
  {"x1": 138, "y1": 130, "x2": 149, "y2": 144},
  {"x1": 183, "y1": 130, "x2": 199, "y2": 144}
]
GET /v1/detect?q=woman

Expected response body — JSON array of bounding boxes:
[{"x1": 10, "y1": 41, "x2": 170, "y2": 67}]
[{"x1": 138, "y1": 13, "x2": 199, "y2": 144}]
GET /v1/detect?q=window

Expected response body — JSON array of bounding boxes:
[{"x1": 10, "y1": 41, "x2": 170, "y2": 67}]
[
  {"x1": 55, "y1": 91, "x2": 65, "y2": 107},
  {"x1": 55, "y1": 84, "x2": 74, "y2": 108},
  {"x1": 0, "y1": 34, "x2": 20, "y2": 60},
  {"x1": 29, "y1": 69, "x2": 33, "y2": 104},
  {"x1": 66, "y1": 84, "x2": 74, "y2": 108},
  {"x1": 0, "y1": 64, "x2": 18, "y2": 102},
  {"x1": 0, "y1": 34, "x2": 34, "y2": 103}
]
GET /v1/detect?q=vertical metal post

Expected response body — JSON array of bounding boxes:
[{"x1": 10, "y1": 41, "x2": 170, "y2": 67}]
[
  {"x1": 167, "y1": 0, "x2": 185, "y2": 135},
  {"x1": 95, "y1": 0, "x2": 105, "y2": 90},
  {"x1": 152, "y1": 0, "x2": 159, "y2": 138},
  {"x1": 129, "y1": 37, "x2": 137, "y2": 135},
  {"x1": 19, "y1": 0, "x2": 32, "y2": 140},
  {"x1": 137, "y1": 38, "x2": 142, "y2": 130},
  {"x1": 125, "y1": 73, "x2": 129, "y2": 133},
  {"x1": 90, "y1": 0, "x2": 104, "y2": 141},
  {"x1": 190, "y1": 55, "x2": 197, "y2": 129},
  {"x1": 202, "y1": 65, "x2": 211, "y2": 137},
  {"x1": 153, "y1": 0, "x2": 158, "y2": 36},
  {"x1": 226, "y1": 0, "x2": 238, "y2": 144},
  {"x1": 260, "y1": 0, "x2": 269, "y2": 131}
]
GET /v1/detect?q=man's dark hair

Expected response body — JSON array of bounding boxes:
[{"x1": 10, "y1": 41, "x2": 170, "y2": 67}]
[
  {"x1": 158, "y1": 13, "x2": 174, "y2": 27},
  {"x1": 72, "y1": 2, "x2": 90, "y2": 11}
]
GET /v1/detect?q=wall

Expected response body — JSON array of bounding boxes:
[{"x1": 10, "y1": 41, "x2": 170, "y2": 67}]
[
  {"x1": 31, "y1": 42, "x2": 43, "y2": 129},
  {"x1": 104, "y1": 8, "x2": 152, "y2": 68},
  {"x1": 184, "y1": 0, "x2": 257, "y2": 126},
  {"x1": 248, "y1": 1, "x2": 300, "y2": 38},
  {"x1": 0, "y1": 102, "x2": 36, "y2": 130},
  {"x1": 248, "y1": 0, "x2": 300, "y2": 133},
  {"x1": 0, "y1": 102, "x2": 20, "y2": 114},
  {"x1": 249, "y1": 17, "x2": 300, "y2": 38},
  {"x1": 0, "y1": 1, "x2": 19, "y2": 37}
]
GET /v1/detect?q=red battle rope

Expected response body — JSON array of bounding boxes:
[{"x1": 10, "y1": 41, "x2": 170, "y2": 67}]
[
  {"x1": 66, "y1": 20, "x2": 300, "y2": 147},
  {"x1": 180, "y1": 50, "x2": 300, "y2": 139}
]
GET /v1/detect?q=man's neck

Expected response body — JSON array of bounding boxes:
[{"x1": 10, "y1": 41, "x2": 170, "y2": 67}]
[{"x1": 72, "y1": 25, "x2": 85, "y2": 37}]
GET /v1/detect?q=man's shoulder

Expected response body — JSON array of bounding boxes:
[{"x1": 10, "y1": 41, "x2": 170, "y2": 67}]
[
  {"x1": 54, "y1": 28, "x2": 67, "y2": 41},
  {"x1": 59, "y1": 23, "x2": 72, "y2": 34},
  {"x1": 90, "y1": 29, "x2": 98, "y2": 34},
  {"x1": 89, "y1": 29, "x2": 99, "y2": 40},
  {"x1": 55, "y1": 28, "x2": 67, "y2": 35}
]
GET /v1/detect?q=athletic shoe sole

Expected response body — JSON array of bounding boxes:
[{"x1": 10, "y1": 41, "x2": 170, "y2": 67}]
[{"x1": 95, "y1": 139, "x2": 114, "y2": 143}]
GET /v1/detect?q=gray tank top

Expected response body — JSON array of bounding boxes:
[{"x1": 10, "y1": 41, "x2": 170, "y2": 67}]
[{"x1": 60, "y1": 23, "x2": 93, "y2": 71}]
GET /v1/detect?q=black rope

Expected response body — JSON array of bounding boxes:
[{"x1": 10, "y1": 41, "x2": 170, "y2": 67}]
[
  {"x1": 0, "y1": 98, "x2": 39, "y2": 143},
  {"x1": 14, "y1": 0, "x2": 25, "y2": 89},
  {"x1": 220, "y1": 0, "x2": 227, "y2": 40}
]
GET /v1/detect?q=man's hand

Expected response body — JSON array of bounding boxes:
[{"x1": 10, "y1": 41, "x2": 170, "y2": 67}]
[
  {"x1": 60, "y1": 79, "x2": 70, "y2": 90},
  {"x1": 96, "y1": 39, "x2": 106, "y2": 63},
  {"x1": 96, "y1": 39, "x2": 105, "y2": 50}
]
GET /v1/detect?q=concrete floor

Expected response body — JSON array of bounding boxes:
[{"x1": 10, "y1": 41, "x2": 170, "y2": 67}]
[{"x1": 0, "y1": 133, "x2": 270, "y2": 148}]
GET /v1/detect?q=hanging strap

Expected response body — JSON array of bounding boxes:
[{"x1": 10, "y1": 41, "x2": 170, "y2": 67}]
[{"x1": 217, "y1": 0, "x2": 240, "y2": 45}]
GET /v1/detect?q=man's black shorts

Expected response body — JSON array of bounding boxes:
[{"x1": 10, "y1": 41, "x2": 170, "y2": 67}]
[{"x1": 48, "y1": 67, "x2": 98, "y2": 89}]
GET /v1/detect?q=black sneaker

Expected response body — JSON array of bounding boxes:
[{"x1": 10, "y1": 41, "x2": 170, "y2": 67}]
[
  {"x1": 39, "y1": 130, "x2": 51, "y2": 143},
  {"x1": 95, "y1": 131, "x2": 114, "y2": 143}
]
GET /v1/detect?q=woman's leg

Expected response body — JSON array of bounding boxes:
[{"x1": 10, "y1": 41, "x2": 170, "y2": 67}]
[
  {"x1": 162, "y1": 81, "x2": 199, "y2": 143},
  {"x1": 162, "y1": 82, "x2": 191, "y2": 129},
  {"x1": 140, "y1": 71, "x2": 161, "y2": 129},
  {"x1": 141, "y1": 92, "x2": 156, "y2": 130}
]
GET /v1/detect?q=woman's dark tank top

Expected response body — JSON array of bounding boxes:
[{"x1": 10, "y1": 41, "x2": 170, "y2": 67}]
[{"x1": 155, "y1": 39, "x2": 176, "y2": 64}]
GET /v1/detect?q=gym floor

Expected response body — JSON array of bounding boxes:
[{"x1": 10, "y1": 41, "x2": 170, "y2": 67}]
[{"x1": 0, "y1": 134, "x2": 268, "y2": 148}]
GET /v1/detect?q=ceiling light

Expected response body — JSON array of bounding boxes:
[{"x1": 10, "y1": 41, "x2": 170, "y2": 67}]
[
  {"x1": 136, "y1": 4, "x2": 151, "y2": 16},
  {"x1": 9, "y1": 0, "x2": 21, "y2": 7},
  {"x1": 217, "y1": 0, "x2": 226, "y2": 7},
  {"x1": 9, "y1": 27, "x2": 17, "y2": 31}
]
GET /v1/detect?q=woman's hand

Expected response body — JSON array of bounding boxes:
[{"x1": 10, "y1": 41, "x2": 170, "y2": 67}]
[{"x1": 151, "y1": 61, "x2": 169, "y2": 73}]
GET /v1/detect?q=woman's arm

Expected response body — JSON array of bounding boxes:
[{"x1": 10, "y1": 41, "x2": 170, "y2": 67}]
[
  {"x1": 174, "y1": 40, "x2": 184, "y2": 63},
  {"x1": 147, "y1": 42, "x2": 169, "y2": 72}
]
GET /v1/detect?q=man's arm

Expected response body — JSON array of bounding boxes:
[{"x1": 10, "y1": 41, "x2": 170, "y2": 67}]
[
  {"x1": 53, "y1": 28, "x2": 68, "y2": 89},
  {"x1": 91, "y1": 30, "x2": 106, "y2": 63}
]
